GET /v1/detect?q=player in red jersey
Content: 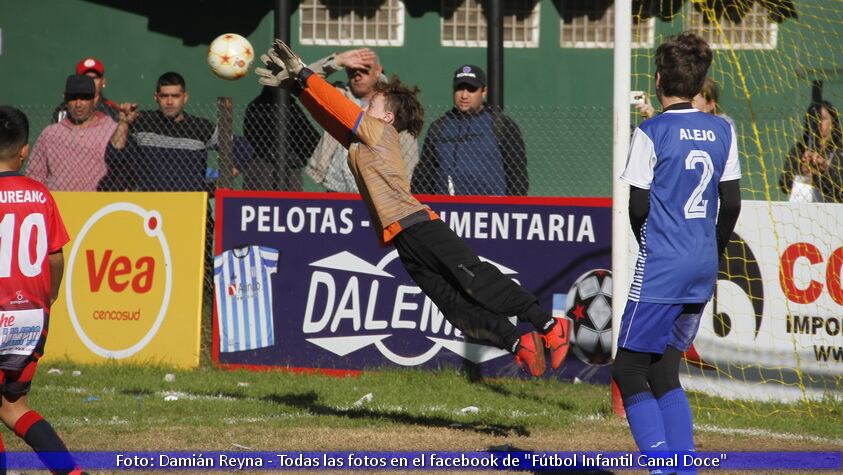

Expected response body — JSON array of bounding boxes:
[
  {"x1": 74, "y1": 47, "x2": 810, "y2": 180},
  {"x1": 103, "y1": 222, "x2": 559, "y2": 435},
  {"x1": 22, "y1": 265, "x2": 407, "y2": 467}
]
[{"x1": 0, "y1": 106, "x2": 85, "y2": 474}]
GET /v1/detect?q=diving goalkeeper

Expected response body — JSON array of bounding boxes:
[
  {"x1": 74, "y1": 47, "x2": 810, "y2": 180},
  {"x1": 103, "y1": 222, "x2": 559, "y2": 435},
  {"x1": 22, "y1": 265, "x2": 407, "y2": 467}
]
[{"x1": 255, "y1": 40, "x2": 569, "y2": 377}]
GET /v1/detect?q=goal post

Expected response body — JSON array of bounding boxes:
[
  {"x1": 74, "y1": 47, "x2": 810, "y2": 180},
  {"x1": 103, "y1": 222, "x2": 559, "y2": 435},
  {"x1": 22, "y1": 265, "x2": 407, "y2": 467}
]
[{"x1": 611, "y1": 0, "x2": 633, "y2": 416}]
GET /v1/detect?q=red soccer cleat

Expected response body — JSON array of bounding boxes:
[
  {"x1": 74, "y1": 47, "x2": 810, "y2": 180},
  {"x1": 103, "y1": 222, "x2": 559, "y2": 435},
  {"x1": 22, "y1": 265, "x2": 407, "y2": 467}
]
[
  {"x1": 542, "y1": 317, "x2": 571, "y2": 370},
  {"x1": 515, "y1": 332, "x2": 546, "y2": 377}
]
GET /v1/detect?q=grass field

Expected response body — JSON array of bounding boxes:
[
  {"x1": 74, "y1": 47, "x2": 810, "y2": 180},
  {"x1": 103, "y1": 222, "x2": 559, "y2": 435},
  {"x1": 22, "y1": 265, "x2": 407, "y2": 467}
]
[{"x1": 4, "y1": 360, "x2": 840, "y2": 474}]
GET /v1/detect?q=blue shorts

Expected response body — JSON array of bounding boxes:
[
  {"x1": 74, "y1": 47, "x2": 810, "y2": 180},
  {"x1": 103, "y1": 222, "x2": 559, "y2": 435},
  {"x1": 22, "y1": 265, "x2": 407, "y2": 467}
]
[{"x1": 617, "y1": 300, "x2": 705, "y2": 354}]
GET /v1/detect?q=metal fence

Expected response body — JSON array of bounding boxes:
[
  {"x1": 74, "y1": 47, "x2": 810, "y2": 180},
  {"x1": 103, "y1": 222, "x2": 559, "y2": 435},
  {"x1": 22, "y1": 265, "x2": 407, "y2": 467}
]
[
  {"x1": 15, "y1": 100, "x2": 836, "y2": 333},
  {"x1": 18, "y1": 102, "x2": 614, "y2": 195}
]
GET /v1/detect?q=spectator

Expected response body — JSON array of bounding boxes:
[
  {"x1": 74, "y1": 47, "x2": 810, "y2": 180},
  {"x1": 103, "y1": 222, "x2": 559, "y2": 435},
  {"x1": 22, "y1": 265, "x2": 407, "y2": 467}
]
[
  {"x1": 693, "y1": 77, "x2": 734, "y2": 126},
  {"x1": 25, "y1": 75, "x2": 117, "y2": 191},
  {"x1": 638, "y1": 78, "x2": 732, "y2": 124},
  {"x1": 413, "y1": 65, "x2": 527, "y2": 196},
  {"x1": 107, "y1": 71, "x2": 247, "y2": 191},
  {"x1": 779, "y1": 100, "x2": 843, "y2": 202},
  {"x1": 242, "y1": 86, "x2": 320, "y2": 190},
  {"x1": 304, "y1": 48, "x2": 419, "y2": 192},
  {"x1": 53, "y1": 57, "x2": 120, "y2": 123},
  {"x1": 635, "y1": 92, "x2": 658, "y2": 119}
]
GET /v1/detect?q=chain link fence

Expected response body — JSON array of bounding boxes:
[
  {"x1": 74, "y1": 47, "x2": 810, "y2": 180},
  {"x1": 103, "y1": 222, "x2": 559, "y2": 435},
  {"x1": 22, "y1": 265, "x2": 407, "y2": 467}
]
[
  {"x1": 16, "y1": 99, "x2": 826, "y2": 360},
  {"x1": 16, "y1": 100, "x2": 614, "y2": 349},
  {"x1": 18, "y1": 102, "x2": 617, "y2": 196}
]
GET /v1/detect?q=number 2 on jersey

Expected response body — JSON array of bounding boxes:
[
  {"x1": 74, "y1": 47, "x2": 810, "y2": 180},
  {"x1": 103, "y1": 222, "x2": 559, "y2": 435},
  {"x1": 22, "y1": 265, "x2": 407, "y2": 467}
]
[
  {"x1": 684, "y1": 150, "x2": 714, "y2": 219},
  {"x1": 0, "y1": 212, "x2": 47, "y2": 278}
]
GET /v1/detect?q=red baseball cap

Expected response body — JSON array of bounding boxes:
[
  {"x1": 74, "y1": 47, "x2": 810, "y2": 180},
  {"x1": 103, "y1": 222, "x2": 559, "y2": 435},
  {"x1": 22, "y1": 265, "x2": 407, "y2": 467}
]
[{"x1": 76, "y1": 57, "x2": 105, "y2": 76}]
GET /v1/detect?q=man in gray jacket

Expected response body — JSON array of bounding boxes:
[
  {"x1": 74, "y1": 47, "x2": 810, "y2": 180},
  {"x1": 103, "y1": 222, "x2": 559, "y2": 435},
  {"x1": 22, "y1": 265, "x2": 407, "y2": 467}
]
[{"x1": 304, "y1": 48, "x2": 419, "y2": 192}]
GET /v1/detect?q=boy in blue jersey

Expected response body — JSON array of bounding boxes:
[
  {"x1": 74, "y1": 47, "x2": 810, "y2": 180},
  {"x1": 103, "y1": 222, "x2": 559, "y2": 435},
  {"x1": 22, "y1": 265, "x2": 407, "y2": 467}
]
[{"x1": 612, "y1": 32, "x2": 742, "y2": 475}]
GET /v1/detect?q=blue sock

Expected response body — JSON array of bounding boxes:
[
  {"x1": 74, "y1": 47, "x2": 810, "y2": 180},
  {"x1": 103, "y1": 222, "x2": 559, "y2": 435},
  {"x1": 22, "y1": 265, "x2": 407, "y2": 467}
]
[
  {"x1": 658, "y1": 388, "x2": 696, "y2": 475},
  {"x1": 624, "y1": 391, "x2": 668, "y2": 450},
  {"x1": 624, "y1": 392, "x2": 669, "y2": 475}
]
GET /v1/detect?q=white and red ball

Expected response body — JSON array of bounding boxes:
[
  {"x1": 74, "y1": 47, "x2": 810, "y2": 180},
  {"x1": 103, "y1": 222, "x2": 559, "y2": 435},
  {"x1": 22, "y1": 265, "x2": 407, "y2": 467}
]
[{"x1": 207, "y1": 33, "x2": 254, "y2": 80}]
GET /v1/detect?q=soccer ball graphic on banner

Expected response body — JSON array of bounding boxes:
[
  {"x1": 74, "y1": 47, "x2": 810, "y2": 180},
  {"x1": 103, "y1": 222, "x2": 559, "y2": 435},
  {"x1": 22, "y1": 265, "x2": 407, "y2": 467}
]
[
  {"x1": 566, "y1": 269, "x2": 613, "y2": 366},
  {"x1": 207, "y1": 34, "x2": 254, "y2": 80}
]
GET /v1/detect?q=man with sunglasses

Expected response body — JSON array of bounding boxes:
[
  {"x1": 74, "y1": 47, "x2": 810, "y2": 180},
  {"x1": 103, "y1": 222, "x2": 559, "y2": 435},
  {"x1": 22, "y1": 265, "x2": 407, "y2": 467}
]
[
  {"x1": 304, "y1": 48, "x2": 419, "y2": 193},
  {"x1": 412, "y1": 65, "x2": 527, "y2": 196}
]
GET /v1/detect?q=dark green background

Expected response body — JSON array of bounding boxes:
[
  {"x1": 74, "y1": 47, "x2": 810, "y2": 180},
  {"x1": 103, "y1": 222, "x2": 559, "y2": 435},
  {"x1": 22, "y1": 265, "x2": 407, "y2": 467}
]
[{"x1": 1, "y1": 0, "x2": 840, "y2": 197}]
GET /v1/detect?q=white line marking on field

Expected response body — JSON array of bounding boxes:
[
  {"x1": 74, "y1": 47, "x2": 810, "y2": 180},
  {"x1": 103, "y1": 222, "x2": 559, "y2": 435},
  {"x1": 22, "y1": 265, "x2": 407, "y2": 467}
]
[
  {"x1": 160, "y1": 391, "x2": 238, "y2": 401},
  {"x1": 698, "y1": 424, "x2": 843, "y2": 446}
]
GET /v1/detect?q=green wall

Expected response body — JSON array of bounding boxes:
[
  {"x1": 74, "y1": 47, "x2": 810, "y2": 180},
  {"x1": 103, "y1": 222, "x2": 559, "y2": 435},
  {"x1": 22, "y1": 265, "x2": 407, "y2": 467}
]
[{"x1": 1, "y1": 1, "x2": 841, "y2": 197}]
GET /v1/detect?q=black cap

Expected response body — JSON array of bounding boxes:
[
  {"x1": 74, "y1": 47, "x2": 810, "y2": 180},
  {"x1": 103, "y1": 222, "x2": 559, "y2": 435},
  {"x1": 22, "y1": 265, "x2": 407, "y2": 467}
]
[
  {"x1": 64, "y1": 74, "x2": 96, "y2": 99},
  {"x1": 453, "y1": 64, "x2": 486, "y2": 89}
]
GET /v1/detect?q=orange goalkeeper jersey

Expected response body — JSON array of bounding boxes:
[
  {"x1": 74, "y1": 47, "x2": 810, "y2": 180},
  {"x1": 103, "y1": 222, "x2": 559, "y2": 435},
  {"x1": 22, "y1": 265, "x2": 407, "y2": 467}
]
[{"x1": 298, "y1": 72, "x2": 436, "y2": 244}]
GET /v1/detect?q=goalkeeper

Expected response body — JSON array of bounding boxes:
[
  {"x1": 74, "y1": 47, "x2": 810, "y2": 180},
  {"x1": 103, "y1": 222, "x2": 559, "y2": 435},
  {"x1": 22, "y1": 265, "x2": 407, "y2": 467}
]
[{"x1": 256, "y1": 40, "x2": 568, "y2": 377}]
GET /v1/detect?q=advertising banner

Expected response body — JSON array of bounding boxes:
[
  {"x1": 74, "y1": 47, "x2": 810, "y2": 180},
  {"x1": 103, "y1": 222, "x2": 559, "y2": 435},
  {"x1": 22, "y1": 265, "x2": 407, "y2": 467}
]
[
  {"x1": 44, "y1": 193, "x2": 207, "y2": 368},
  {"x1": 214, "y1": 190, "x2": 612, "y2": 381},
  {"x1": 633, "y1": 201, "x2": 843, "y2": 400}
]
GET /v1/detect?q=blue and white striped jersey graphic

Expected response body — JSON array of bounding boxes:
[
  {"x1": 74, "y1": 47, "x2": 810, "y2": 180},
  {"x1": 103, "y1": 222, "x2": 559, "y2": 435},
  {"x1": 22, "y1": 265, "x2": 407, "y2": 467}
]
[
  {"x1": 627, "y1": 221, "x2": 648, "y2": 302},
  {"x1": 214, "y1": 246, "x2": 278, "y2": 353},
  {"x1": 621, "y1": 107, "x2": 741, "y2": 303}
]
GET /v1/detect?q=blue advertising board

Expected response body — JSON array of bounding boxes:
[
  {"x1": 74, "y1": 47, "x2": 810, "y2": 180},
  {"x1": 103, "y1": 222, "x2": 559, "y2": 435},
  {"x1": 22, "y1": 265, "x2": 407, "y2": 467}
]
[{"x1": 213, "y1": 190, "x2": 612, "y2": 382}]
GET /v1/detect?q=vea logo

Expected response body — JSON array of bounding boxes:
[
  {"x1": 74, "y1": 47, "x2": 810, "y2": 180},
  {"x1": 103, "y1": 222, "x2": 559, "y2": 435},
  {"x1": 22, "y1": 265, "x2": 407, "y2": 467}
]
[
  {"x1": 301, "y1": 250, "x2": 516, "y2": 366},
  {"x1": 66, "y1": 203, "x2": 173, "y2": 359},
  {"x1": 85, "y1": 249, "x2": 155, "y2": 293}
]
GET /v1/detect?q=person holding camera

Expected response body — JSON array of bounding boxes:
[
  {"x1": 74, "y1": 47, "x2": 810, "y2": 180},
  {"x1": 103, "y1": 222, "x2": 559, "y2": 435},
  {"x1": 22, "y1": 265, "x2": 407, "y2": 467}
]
[{"x1": 779, "y1": 100, "x2": 843, "y2": 203}]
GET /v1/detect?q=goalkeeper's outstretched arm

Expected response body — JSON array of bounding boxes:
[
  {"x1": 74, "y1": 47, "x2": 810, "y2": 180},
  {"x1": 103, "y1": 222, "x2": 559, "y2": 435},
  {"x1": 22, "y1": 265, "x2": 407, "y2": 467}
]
[
  {"x1": 294, "y1": 70, "x2": 365, "y2": 150},
  {"x1": 256, "y1": 39, "x2": 384, "y2": 150}
]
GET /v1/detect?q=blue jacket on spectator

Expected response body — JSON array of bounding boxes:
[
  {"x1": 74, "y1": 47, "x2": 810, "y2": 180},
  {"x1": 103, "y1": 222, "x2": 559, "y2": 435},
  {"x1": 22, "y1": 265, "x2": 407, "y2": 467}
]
[{"x1": 413, "y1": 107, "x2": 527, "y2": 196}]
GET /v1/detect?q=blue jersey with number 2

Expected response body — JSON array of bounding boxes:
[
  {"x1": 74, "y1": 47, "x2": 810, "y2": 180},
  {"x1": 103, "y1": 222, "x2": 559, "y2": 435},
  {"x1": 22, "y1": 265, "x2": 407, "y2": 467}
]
[{"x1": 621, "y1": 108, "x2": 741, "y2": 303}]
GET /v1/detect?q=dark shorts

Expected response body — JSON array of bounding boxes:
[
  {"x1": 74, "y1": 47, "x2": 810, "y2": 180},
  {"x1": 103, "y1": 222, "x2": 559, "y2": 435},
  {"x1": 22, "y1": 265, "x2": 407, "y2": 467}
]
[
  {"x1": 617, "y1": 300, "x2": 705, "y2": 354},
  {"x1": 0, "y1": 358, "x2": 39, "y2": 397}
]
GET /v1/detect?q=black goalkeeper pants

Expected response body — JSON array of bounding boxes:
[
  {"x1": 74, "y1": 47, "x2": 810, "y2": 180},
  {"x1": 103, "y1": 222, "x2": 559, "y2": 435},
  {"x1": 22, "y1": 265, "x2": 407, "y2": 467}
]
[{"x1": 394, "y1": 219, "x2": 553, "y2": 351}]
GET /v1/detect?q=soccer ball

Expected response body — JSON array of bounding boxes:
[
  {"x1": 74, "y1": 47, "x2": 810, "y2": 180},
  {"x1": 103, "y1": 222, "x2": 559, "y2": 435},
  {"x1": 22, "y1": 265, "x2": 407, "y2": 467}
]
[
  {"x1": 207, "y1": 34, "x2": 254, "y2": 80},
  {"x1": 566, "y1": 269, "x2": 613, "y2": 366}
]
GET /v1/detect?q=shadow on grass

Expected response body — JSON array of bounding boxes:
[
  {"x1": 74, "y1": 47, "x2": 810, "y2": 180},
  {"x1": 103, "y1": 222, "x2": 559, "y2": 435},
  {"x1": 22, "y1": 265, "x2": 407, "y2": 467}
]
[
  {"x1": 476, "y1": 380, "x2": 578, "y2": 412},
  {"x1": 264, "y1": 391, "x2": 530, "y2": 437},
  {"x1": 488, "y1": 444, "x2": 615, "y2": 475},
  {"x1": 120, "y1": 388, "x2": 156, "y2": 397}
]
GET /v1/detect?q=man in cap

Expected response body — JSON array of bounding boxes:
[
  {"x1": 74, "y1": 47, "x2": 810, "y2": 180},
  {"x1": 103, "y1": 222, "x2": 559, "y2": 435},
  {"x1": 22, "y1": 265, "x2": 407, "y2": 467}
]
[
  {"x1": 26, "y1": 75, "x2": 118, "y2": 191},
  {"x1": 52, "y1": 56, "x2": 120, "y2": 123},
  {"x1": 412, "y1": 64, "x2": 527, "y2": 196}
]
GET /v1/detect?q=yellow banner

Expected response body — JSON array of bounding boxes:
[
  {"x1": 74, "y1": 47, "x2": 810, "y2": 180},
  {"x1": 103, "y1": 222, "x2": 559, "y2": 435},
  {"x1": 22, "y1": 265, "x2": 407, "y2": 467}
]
[{"x1": 44, "y1": 193, "x2": 207, "y2": 368}]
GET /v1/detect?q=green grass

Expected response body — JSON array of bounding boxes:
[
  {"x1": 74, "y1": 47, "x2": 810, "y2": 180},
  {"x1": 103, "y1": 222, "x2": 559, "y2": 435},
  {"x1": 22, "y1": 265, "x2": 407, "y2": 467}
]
[
  {"x1": 27, "y1": 360, "x2": 843, "y2": 443},
  {"x1": 33, "y1": 361, "x2": 608, "y2": 435},
  {"x1": 691, "y1": 391, "x2": 843, "y2": 440}
]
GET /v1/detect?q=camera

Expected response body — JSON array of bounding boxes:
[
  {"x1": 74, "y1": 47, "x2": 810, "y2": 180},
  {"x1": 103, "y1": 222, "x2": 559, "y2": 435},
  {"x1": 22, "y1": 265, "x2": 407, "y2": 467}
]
[{"x1": 630, "y1": 91, "x2": 646, "y2": 105}]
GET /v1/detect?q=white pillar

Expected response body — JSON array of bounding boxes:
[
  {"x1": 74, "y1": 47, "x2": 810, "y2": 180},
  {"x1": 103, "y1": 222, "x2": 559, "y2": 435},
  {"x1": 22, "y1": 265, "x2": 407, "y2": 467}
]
[{"x1": 611, "y1": 0, "x2": 632, "y2": 358}]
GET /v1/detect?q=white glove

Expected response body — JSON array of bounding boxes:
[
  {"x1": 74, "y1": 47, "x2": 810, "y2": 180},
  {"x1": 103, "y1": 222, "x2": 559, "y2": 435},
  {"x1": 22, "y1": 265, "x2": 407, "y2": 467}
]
[
  {"x1": 255, "y1": 51, "x2": 292, "y2": 89},
  {"x1": 271, "y1": 39, "x2": 306, "y2": 76}
]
